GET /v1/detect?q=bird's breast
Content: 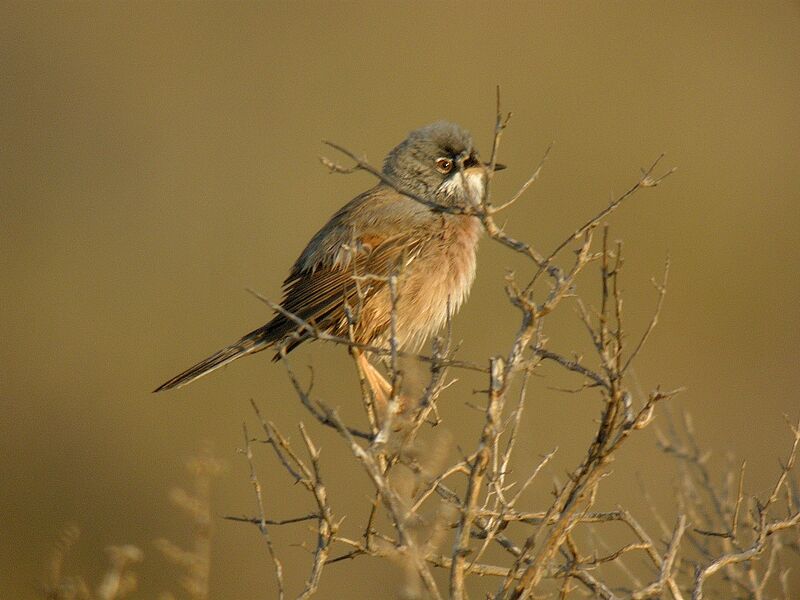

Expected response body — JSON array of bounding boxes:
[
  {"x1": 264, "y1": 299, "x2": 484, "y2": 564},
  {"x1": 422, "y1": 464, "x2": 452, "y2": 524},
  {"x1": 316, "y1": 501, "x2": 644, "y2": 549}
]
[{"x1": 393, "y1": 214, "x2": 482, "y2": 349}]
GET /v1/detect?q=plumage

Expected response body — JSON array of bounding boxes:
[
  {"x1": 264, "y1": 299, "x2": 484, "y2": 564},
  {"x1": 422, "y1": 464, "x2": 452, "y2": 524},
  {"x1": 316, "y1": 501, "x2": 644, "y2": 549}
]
[{"x1": 154, "y1": 122, "x2": 492, "y2": 392}]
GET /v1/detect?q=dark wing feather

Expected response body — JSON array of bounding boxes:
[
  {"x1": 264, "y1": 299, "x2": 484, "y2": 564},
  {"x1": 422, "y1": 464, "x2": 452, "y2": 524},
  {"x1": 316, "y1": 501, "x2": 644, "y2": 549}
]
[
  {"x1": 264, "y1": 232, "x2": 422, "y2": 356},
  {"x1": 153, "y1": 232, "x2": 422, "y2": 391}
]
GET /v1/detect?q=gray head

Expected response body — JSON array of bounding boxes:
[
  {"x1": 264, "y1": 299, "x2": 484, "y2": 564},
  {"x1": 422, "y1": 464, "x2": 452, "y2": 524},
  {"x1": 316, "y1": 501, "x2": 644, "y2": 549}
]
[{"x1": 383, "y1": 122, "x2": 489, "y2": 207}]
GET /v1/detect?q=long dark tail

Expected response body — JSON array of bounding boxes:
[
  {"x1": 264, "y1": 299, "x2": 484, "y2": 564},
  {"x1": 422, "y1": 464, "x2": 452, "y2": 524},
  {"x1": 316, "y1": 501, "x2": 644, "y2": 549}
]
[{"x1": 154, "y1": 326, "x2": 276, "y2": 392}]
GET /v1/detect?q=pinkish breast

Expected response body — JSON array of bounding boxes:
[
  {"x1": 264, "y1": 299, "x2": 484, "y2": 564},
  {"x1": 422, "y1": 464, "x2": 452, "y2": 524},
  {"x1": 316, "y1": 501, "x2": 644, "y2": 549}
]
[{"x1": 395, "y1": 214, "x2": 483, "y2": 350}]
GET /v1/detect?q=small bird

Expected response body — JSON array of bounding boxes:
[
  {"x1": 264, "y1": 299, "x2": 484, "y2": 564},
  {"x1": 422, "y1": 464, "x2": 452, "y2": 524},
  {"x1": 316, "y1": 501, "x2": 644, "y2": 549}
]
[{"x1": 154, "y1": 122, "x2": 501, "y2": 394}]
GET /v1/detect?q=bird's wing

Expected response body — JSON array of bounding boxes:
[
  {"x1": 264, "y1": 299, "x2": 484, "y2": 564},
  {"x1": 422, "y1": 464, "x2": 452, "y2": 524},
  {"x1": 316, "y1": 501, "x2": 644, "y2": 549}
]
[{"x1": 264, "y1": 231, "x2": 424, "y2": 352}]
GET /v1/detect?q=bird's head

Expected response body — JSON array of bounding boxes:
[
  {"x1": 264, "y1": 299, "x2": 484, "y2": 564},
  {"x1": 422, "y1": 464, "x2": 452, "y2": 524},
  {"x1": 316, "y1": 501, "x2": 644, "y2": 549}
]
[{"x1": 383, "y1": 121, "x2": 504, "y2": 209}]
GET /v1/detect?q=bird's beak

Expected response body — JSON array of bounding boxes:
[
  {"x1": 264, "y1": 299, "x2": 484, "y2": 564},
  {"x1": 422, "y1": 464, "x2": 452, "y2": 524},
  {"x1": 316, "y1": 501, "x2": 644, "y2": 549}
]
[{"x1": 484, "y1": 161, "x2": 507, "y2": 172}]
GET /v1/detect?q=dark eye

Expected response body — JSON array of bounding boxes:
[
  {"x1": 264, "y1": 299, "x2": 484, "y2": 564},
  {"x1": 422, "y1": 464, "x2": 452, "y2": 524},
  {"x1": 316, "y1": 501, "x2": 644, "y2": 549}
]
[{"x1": 435, "y1": 157, "x2": 453, "y2": 174}]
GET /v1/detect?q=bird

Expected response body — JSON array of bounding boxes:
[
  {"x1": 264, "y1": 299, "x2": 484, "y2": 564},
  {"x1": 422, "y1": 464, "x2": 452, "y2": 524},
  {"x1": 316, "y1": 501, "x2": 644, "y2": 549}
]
[{"x1": 154, "y1": 122, "x2": 501, "y2": 395}]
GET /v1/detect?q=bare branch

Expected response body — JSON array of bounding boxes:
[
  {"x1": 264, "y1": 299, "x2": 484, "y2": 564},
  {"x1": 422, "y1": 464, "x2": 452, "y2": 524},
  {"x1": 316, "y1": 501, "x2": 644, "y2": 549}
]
[{"x1": 238, "y1": 423, "x2": 284, "y2": 599}]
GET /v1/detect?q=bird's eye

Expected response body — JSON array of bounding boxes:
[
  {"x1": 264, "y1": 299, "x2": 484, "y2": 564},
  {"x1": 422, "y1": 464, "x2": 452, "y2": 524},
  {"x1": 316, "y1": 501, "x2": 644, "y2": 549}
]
[{"x1": 435, "y1": 158, "x2": 453, "y2": 174}]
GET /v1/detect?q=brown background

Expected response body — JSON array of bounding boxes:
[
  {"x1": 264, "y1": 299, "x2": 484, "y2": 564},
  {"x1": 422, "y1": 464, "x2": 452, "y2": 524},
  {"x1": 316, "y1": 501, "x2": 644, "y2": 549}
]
[{"x1": 2, "y1": 2, "x2": 799, "y2": 598}]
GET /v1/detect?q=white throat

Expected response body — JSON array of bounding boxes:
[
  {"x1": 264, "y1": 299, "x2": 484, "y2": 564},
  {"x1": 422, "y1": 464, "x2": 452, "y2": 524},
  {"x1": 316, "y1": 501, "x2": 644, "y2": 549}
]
[{"x1": 439, "y1": 168, "x2": 487, "y2": 208}]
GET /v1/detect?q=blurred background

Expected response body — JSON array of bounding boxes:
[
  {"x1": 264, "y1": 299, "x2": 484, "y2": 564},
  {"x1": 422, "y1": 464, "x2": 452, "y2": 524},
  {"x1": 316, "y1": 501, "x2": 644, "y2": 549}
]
[{"x1": 2, "y1": 2, "x2": 799, "y2": 598}]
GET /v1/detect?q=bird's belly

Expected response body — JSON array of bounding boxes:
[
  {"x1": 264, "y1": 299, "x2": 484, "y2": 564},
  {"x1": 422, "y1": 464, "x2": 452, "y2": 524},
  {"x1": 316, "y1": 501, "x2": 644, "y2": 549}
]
[{"x1": 394, "y1": 216, "x2": 482, "y2": 349}]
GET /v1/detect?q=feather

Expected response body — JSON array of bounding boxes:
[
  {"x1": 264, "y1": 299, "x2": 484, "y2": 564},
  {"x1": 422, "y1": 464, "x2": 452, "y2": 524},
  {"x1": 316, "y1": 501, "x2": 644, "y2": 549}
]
[{"x1": 154, "y1": 227, "x2": 422, "y2": 391}]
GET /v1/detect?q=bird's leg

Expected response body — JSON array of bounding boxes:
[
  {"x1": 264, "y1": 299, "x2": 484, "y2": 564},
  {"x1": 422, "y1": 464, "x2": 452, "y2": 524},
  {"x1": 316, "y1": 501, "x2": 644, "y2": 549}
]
[{"x1": 351, "y1": 348, "x2": 392, "y2": 429}]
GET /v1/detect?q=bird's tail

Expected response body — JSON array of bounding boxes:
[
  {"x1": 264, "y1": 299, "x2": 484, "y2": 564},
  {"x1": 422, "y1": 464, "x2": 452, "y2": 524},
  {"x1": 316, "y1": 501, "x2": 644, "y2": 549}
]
[{"x1": 153, "y1": 326, "x2": 274, "y2": 392}]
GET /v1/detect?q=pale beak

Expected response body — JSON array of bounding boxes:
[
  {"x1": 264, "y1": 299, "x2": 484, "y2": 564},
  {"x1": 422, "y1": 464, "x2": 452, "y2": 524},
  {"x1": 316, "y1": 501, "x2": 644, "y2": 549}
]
[{"x1": 484, "y1": 161, "x2": 507, "y2": 172}]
